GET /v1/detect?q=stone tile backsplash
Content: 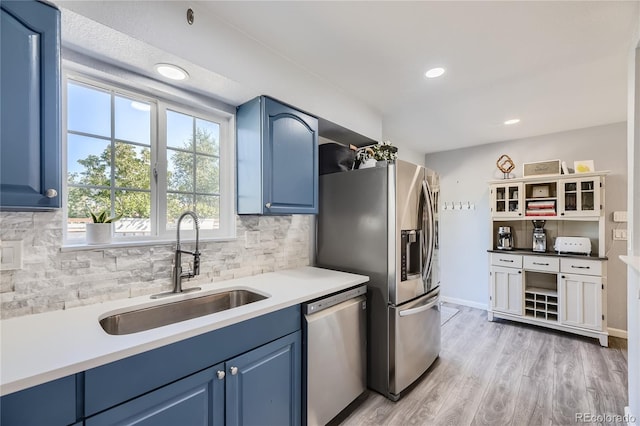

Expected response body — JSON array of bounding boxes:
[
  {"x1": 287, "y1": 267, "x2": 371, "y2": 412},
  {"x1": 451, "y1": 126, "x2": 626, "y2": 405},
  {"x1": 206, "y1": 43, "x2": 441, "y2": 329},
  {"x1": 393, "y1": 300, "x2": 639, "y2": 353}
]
[{"x1": 0, "y1": 211, "x2": 312, "y2": 319}]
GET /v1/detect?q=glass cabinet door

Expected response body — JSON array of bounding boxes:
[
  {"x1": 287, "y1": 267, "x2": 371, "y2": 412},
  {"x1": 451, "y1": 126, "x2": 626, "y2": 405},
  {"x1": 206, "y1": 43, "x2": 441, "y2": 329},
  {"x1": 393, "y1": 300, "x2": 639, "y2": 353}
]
[
  {"x1": 492, "y1": 183, "x2": 522, "y2": 218},
  {"x1": 559, "y1": 177, "x2": 601, "y2": 217}
]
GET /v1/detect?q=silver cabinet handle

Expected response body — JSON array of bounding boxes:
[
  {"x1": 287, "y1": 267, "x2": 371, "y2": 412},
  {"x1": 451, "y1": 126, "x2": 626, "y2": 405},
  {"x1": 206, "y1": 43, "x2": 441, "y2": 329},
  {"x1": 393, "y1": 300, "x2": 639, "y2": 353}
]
[
  {"x1": 571, "y1": 265, "x2": 590, "y2": 269},
  {"x1": 45, "y1": 189, "x2": 58, "y2": 198},
  {"x1": 230, "y1": 366, "x2": 238, "y2": 375},
  {"x1": 216, "y1": 370, "x2": 225, "y2": 380},
  {"x1": 265, "y1": 202, "x2": 272, "y2": 209},
  {"x1": 499, "y1": 259, "x2": 514, "y2": 263},
  {"x1": 533, "y1": 262, "x2": 549, "y2": 266}
]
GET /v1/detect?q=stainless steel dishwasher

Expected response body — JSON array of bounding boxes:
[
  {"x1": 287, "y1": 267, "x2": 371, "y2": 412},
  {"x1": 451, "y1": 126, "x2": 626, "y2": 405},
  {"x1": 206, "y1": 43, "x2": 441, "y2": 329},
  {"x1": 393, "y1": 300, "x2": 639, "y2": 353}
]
[{"x1": 303, "y1": 285, "x2": 367, "y2": 426}]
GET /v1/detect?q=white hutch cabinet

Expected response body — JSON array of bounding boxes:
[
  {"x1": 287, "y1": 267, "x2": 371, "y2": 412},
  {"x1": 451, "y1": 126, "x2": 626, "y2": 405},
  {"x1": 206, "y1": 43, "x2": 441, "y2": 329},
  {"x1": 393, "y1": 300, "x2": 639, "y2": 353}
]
[{"x1": 488, "y1": 171, "x2": 609, "y2": 346}]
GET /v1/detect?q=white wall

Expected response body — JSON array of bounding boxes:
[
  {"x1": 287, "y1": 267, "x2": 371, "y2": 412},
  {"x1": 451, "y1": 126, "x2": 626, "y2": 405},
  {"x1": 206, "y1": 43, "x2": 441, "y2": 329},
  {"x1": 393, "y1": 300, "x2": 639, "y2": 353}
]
[
  {"x1": 425, "y1": 122, "x2": 628, "y2": 331},
  {"x1": 625, "y1": 21, "x2": 640, "y2": 420}
]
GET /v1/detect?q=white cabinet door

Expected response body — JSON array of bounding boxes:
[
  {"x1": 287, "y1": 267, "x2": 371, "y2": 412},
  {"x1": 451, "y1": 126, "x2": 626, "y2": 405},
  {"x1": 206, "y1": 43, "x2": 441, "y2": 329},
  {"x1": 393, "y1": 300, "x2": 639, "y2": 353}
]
[
  {"x1": 559, "y1": 273, "x2": 602, "y2": 330},
  {"x1": 490, "y1": 266, "x2": 523, "y2": 315}
]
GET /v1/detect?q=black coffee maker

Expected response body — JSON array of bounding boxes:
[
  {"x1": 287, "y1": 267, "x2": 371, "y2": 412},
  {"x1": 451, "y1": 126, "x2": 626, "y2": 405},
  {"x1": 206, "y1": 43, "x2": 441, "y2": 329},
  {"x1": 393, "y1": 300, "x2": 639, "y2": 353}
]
[{"x1": 532, "y1": 220, "x2": 546, "y2": 252}]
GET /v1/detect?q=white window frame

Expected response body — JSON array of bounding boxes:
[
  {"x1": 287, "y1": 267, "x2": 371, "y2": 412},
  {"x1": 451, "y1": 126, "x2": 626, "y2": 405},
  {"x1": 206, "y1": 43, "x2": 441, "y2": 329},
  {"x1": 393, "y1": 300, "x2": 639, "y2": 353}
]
[{"x1": 62, "y1": 70, "x2": 236, "y2": 246}]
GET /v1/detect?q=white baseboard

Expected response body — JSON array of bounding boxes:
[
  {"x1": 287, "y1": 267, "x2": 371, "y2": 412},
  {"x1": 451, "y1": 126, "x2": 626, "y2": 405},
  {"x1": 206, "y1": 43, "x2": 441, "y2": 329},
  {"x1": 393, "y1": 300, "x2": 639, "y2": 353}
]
[
  {"x1": 609, "y1": 327, "x2": 629, "y2": 339},
  {"x1": 441, "y1": 296, "x2": 488, "y2": 311}
]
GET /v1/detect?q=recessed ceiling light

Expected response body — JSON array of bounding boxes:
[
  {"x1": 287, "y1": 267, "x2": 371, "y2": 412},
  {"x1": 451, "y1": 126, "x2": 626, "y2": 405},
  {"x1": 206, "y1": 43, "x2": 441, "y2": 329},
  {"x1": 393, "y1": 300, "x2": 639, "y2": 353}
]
[
  {"x1": 425, "y1": 67, "x2": 445, "y2": 79},
  {"x1": 504, "y1": 118, "x2": 521, "y2": 125},
  {"x1": 154, "y1": 63, "x2": 189, "y2": 81}
]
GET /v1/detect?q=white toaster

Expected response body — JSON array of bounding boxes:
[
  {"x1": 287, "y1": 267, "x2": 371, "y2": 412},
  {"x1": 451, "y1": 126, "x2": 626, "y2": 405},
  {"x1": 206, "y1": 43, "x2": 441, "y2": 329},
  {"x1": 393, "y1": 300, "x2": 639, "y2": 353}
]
[{"x1": 554, "y1": 237, "x2": 592, "y2": 255}]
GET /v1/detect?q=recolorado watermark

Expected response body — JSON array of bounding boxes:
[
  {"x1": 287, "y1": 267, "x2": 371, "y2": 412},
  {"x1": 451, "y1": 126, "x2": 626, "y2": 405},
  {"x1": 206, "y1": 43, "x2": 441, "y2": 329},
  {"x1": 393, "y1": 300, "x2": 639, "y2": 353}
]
[{"x1": 575, "y1": 412, "x2": 636, "y2": 423}]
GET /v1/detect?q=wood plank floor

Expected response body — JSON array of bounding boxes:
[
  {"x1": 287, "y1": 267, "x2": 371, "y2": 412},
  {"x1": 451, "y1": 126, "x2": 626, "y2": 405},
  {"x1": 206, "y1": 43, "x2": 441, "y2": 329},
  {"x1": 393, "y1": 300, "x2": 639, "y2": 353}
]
[{"x1": 332, "y1": 304, "x2": 628, "y2": 426}]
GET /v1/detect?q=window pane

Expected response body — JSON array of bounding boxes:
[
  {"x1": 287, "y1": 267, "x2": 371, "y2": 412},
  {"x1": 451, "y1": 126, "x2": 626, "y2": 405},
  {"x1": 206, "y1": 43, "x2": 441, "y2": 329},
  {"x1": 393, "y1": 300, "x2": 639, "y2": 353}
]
[
  {"x1": 196, "y1": 155, "x2": 219, "y2": 194},
  {"x1": 67, "y1": 134, "x2": 111, "y2": 186},
  {"x1": 167, "y1": 110, "x2": 193, "y2": 150},
  {"x1": 114, "y1": 142, "x2": 151, "y2": 190},
  {"x1": 168, "y1": 148, "x2": 194, "y2": 192},
  {"x1": 195, "y1": 118, "x2": 219, "y2": 156},
  {"x1": 167, "y1": 193, "x2": 195, "y2": 230},
  {"x1": 115, "y1": 96, "x2": 151, "y2": 144},
  {"x1": 66, "y1": 187, "x2": 111, "y2": 240},
  {"x1": 67, "y1": 83, "x2": 111, "y2": 137},
  {"x1": 115, "y1": 190, "x2": 151, "y2": 236},
  {"x1": 196, "y1": 195, "x2": 220, "y2": 230}
]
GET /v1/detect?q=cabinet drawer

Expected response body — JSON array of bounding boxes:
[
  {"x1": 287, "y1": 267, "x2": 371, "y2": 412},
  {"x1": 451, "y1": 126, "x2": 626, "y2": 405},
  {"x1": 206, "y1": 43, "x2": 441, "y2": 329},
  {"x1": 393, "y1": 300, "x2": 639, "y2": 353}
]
[
  {"x1": 490, "y1": 253, "x2": 522, "y2": 268},
  {"x1": 523, "y1": 256, "x2": 559, "y2": 272},
  {"x1": 560, "y1": 258, "x2": 602, "y2": 276}
]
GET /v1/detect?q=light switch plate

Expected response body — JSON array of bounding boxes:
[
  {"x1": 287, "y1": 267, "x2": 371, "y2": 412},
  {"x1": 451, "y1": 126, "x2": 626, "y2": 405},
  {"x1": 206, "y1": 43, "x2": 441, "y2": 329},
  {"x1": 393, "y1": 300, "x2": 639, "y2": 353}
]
[
  {"x1": 613, "y1": 229, "x2": 628, "y2": 241},
  {"x1": 1, "y1": 240, "x2": 23, "y2": 271},
  {"x1": 613, "y1": 211, "x2": 628, "y2": 222}
]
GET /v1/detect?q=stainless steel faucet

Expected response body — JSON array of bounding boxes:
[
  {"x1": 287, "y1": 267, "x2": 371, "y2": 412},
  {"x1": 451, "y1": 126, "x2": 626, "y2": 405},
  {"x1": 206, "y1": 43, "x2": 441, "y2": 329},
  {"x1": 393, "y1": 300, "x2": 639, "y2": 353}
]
[{"x1": 151, "y1": 211, "x2": 201, "y2": 299}]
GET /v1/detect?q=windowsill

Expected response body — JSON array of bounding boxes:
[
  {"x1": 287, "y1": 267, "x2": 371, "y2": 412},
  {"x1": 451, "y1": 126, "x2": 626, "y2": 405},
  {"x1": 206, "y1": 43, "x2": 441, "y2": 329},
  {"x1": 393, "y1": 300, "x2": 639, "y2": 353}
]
[{"x1": 61, "y1": 235, "x2": 237, "y2": 252}]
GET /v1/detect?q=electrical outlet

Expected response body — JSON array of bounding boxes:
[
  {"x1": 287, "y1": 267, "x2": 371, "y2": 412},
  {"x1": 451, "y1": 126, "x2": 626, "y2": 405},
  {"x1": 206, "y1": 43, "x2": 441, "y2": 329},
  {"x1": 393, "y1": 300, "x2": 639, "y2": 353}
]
[
  {"x1": 613, "y1": 229, "x2": 628, "y2": 241},
  {"x1": 613, "y1": 211, "x2": 628, "y2": 222},
  {"x1": 0, "y1": 240, "x2": 23, "y2": 271}
]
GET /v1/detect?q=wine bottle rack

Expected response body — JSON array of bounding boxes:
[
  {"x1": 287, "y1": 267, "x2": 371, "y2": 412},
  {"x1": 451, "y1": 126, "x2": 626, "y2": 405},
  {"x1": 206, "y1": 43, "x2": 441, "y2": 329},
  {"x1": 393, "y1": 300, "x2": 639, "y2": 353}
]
[{"x1": 525, "y1": 287, "x2": 558, "y2": 322}]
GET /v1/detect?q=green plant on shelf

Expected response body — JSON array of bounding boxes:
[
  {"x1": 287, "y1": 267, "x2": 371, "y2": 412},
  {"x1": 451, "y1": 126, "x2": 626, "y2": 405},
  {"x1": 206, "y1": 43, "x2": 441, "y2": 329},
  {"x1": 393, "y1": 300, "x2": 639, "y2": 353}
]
[{"x1": 88, "y1": 208, "x2": 122, "y2": 223}]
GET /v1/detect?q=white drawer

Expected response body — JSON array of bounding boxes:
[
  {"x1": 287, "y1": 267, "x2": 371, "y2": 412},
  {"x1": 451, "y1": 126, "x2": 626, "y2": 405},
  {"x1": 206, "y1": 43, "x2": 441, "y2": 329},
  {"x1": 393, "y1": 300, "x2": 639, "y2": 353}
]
[
  {"x1": 490, "y1": 253, "x2": 522, "y2": 268},
  {"x1": 523, "y1": 256, "x2": 559, "y2": 273},
  {"x1": 560, "y1": 258, "x2": 602, "y2": 276}
]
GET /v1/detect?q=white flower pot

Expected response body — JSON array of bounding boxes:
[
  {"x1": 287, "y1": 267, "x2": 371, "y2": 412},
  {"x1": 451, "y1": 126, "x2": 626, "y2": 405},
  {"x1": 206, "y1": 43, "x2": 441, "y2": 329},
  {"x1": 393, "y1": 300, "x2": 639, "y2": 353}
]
[
  {"x1": 358, "y1": 158, "x2": 377, "y2": 169},
  {"x1": 86, "y1": 223, "x2": 112, "y2": 245}
]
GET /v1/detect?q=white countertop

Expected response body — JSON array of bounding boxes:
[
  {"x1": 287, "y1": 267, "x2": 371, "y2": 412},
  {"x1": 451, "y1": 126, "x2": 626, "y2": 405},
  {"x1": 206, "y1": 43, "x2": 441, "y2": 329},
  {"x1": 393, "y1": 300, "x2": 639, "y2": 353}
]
[
  {"x1": 620, "y1": 255, "x2": 640, "y2": 273},
  {"x1": 0, "y1": 266, "x2": 369, "y2": 396}
]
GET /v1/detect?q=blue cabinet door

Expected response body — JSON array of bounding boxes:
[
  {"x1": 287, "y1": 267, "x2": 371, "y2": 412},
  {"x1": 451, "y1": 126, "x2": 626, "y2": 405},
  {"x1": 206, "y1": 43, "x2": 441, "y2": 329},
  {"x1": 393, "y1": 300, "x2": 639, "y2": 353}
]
[
  {"x1": 86, "y1": 364, "x2": 225, "y2": 426},
  {"x1": 263, "y1": 98, "x2": 318, "y2": 215},
  {"x1": 0, "y1": 0, "x2": 61, "y2": 210},
  {"x1": 226, "y1": 331, "x2": 301, "y2": 426},
  {"x1": 236, "y1": 96, "x2": 318, "y2": 215}
]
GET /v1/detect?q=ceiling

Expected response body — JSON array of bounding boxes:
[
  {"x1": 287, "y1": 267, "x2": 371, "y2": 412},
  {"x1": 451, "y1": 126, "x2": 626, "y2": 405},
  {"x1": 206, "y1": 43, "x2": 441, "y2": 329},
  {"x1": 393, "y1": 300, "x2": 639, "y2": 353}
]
[
  {"x1": 199, "y1": 1, "x2": 638, "y2": 153},
  {"x1": 58, "y1": 1, "x2": 639, "y2": 155}
]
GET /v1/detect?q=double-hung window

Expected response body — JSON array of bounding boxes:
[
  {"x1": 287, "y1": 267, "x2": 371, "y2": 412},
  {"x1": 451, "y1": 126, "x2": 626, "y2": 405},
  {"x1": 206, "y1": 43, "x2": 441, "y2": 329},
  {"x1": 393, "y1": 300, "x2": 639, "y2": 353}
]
[{"x1": 64, "y1": 75, "x2": 235, "y2": 244}]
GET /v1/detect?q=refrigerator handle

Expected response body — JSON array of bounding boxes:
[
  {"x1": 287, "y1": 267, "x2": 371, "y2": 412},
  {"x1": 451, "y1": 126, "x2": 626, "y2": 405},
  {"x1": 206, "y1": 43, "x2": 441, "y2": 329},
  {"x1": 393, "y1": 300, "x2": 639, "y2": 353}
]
[
  {"x1": 399, "y1": 293, "x2": 440, "y2": 317},
  {"x1": 421, "y1": 180, "x2": 435, "y2": 283}
]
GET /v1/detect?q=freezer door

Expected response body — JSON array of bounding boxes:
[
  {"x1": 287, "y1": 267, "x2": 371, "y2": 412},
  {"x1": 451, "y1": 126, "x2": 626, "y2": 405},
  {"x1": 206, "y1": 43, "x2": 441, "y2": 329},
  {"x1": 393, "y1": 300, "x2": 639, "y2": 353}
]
[
  {"x1": 305, "y1": 295, "x2": 367, "y2": 426},
  {"x1": 388, "y1": 290, "x2": 441, "y2": 396}
]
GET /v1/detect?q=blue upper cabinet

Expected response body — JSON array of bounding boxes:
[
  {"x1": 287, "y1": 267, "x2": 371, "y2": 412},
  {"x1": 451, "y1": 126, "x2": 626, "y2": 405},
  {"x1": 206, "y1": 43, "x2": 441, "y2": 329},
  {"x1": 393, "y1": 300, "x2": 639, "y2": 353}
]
[
  {"x1": 237, "y1": 96, "x2": 318, "y2": 215},
  {"x1": 0, "y1": 0, "x2": 61, "y2": 210}
]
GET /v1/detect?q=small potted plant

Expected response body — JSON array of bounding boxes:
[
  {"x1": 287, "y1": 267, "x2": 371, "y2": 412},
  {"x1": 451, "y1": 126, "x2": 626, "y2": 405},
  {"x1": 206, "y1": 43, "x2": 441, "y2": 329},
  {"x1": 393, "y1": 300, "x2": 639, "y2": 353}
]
[
  {"x1": 355, "y1": 141, "x2": 399, "y2": 169},
  {"x1": 86, "y1": 208, "x2": 121, "y2": 245},
  {"x1": 371, "y1": 140, "x2": 398, "y2": 163}
]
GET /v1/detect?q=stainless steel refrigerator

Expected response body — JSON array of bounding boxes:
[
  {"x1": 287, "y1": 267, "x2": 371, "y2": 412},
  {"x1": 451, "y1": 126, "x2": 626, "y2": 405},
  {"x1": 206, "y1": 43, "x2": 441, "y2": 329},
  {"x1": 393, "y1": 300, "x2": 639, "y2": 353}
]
[{"x1": 316, "y1": 159, "x2": 440, "y2": 401}]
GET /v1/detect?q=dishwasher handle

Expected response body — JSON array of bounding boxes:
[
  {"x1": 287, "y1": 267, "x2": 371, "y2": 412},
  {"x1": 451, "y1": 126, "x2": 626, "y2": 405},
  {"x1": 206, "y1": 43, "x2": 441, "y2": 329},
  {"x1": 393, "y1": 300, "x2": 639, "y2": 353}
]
[{"x1": 399, "y1": 294, "x2": 439, "y2": 317}]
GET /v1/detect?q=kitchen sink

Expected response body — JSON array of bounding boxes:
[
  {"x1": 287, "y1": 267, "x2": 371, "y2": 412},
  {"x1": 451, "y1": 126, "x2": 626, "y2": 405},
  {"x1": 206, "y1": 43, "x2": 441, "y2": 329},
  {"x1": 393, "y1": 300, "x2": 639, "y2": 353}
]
[{"x1": 99, "y1": 289, "x2": 269, "y2": 335}]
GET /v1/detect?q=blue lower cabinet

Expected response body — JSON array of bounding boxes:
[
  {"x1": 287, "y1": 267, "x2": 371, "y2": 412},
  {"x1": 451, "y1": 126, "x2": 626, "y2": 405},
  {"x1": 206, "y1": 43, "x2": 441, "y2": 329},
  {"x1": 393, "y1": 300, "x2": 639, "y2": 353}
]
[
  {"x1": 226, "y1": 331, "x2": 301, "y2": 426},
  {"x1": 2, "y1": 307, "x2": 302, "y2": 426},
  {"x1": 85, "y1": 332, "x2": 301, "y2": 426},
  {"x1": 0, "y1": 375, "x2": 77, "y2": 426},
  {"x1": 86, "y1": 364, "x2": 225, "y2": 426}
]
